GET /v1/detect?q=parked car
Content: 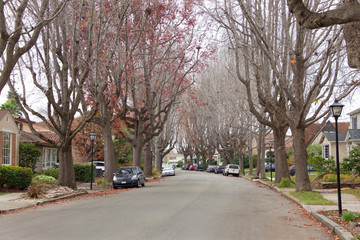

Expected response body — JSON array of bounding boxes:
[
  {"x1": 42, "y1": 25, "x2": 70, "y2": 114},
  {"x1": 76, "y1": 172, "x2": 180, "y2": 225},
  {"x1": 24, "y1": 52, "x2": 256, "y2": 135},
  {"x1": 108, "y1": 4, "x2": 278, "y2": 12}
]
[
  {"x1": 89, "y1": 161, "x2": 105, "y2": 177},
  {"x1": 162, "y1": 165, "x2": 175, "y2": 176},
  {"x1": 184, "y1": 164, "x2": 191, "y2": 170},
  {"x1": 214, "y1": 165, "x2": 225, "y2": 174},
  {"x1": 289, "y1": 165, "x2": 314, "y2": 176},
  {"x1": 189, "y1": 165, "x2": 196, "y2": 170},
  {"x1": 207, "y1": 165, "x2": 217, "y2": 173},
  {"x1": 223, "y1": 164, "x2": 240, "y2": 176},
  {"x1": 113, "y1": 166, "x2": 145, "y2": 189},
  {"x1": 265, "y1": 163, "x2": 275, "y2": 172},
  {"x1": 195, "y1": 165, "x2": 204, "y2": 171}
]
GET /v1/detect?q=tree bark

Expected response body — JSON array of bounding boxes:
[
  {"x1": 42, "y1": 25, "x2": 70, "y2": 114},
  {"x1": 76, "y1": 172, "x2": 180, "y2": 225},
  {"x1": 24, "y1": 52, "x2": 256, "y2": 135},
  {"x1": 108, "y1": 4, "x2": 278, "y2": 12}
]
[
  {"x1": 102, "y1": 119, "x2": 116, "y2": 183},
  {"x1": 256, "y1": 125, "x2": 266, "y2": 179},
  {"x1": 58, "y1": 142, "x2": 76, "y2": 188},
  {"x1": 291, "y1": 126, "x2": 312, "y2": 191},
  {"x1": 133, "y1": 136, "x2": 144, "y2": 168},
  {"x1": 273, "y1": 127, "x2": 290, "y2": 183},
  {"x1": 143, "y1": 142, "x2": 152, "y2": 177}
]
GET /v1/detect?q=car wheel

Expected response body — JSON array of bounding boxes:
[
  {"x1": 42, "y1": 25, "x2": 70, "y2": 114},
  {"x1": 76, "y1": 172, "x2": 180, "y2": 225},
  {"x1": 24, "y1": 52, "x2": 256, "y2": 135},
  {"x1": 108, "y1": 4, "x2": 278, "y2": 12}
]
[
  {"x1": 141, "y1": 180, "x2": 145, "y2": 187},
  {"x1": 136, "y1": 179, "x2": 141, "y2": 188},
  {"x1": 113, "y1": 186, "x2": 118, "y2": 189}
]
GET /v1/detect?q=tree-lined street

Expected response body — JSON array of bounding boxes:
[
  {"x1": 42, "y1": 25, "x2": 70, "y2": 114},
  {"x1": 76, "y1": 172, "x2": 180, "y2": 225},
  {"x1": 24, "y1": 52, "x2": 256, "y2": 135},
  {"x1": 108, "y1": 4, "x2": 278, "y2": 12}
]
[{"x1": 0, "y1": 171, "x2": 335, "y2": 240}]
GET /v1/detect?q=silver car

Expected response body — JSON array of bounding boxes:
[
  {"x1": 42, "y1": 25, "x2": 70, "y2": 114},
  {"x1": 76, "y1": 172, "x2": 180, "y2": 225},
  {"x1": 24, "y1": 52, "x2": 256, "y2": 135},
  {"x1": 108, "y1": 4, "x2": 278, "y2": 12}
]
[{"x1": 162, "y1": 165, "x2": 175, "y2": 176}]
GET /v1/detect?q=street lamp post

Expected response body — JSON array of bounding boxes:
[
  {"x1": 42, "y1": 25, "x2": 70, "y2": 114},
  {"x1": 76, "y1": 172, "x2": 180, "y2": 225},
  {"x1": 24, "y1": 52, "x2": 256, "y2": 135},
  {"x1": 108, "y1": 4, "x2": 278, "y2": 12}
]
[
  {"x1": 329, "y1": 99, "x2": 344, "y2": 217},
  {"x1": 90, "y1": 133, "x2": 96, "y2": 190}
]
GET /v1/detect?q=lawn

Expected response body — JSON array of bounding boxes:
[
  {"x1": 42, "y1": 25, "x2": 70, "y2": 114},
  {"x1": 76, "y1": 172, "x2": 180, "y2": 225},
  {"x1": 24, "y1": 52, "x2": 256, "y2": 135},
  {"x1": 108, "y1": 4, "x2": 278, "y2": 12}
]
[{"x1": 289, "y1": 191, "x2": 336, "y2": 205}]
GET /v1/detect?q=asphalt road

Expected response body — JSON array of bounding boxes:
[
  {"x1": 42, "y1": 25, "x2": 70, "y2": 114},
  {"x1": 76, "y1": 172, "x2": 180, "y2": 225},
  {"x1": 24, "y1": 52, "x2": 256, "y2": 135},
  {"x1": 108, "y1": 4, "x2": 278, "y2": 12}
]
[{"x1": 0, "y1": 170, "x2": 335, "y2": 240}]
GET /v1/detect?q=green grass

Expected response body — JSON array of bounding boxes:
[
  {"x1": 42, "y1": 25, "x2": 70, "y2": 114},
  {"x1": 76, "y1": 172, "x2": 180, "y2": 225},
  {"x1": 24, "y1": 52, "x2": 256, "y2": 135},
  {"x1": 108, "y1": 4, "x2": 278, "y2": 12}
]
[
  {"x1": 289, "y1": 191, "x2": 336, "y2": 205},
  {"x1": 0, "y1": 192, "x2": 10, "y2": 196}
]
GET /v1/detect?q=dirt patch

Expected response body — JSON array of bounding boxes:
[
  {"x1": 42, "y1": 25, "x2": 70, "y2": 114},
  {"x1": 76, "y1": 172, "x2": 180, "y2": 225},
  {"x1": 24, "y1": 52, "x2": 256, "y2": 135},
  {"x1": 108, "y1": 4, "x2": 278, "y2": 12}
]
[{"x1": 319, "y1": 210, "x2": 360, "y2": 237}]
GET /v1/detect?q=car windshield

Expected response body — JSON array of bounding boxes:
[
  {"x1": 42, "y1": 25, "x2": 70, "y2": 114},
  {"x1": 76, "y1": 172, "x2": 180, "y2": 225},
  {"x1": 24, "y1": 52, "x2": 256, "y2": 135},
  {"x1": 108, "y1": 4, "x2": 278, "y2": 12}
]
[
  {"x1": 96, "y1": 162, "x2": 104, "y2": 166},
  {"x1": 164, "y1": 166, "x2": 173, "y2": 170},
  {"x1": 117, "y1": 168, "x2": 134, "y2": 174},
  {"x1": 229, "y1": 165, "x2": 239, "y2": 169}
]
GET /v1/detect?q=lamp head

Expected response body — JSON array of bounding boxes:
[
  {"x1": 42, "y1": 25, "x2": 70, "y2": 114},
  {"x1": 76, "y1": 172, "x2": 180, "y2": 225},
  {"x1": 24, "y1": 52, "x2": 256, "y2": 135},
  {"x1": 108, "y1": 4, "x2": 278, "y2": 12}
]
[
  {"x1": 329, "y1": 99, "x2": 344, "y2": 118},
  {"x1": 90, "y1": 132, "x2": 96, "y2": 141}
]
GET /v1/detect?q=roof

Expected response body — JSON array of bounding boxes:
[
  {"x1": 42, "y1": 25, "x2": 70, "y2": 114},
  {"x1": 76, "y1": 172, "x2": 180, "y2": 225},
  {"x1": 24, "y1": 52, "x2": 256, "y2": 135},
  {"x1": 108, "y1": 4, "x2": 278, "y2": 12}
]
[
  {"x1": 324, "y1": 132, "x2": 347, "y2": 142},
  {"x1": 20, "y1": 131, "x2": 57, "y2": 147},
  {"x1": 348, "y1": 108, "x2": 360, "y2": 116},
  {"x1": 348, "y1": 129, "x2": 360, "y2": 140},
  {"x1": 322, "y1": 121, "x2": 335, "y2": 132},
  {"x1": 0, "y1": 109, "x2": 9, "y2": 121}
]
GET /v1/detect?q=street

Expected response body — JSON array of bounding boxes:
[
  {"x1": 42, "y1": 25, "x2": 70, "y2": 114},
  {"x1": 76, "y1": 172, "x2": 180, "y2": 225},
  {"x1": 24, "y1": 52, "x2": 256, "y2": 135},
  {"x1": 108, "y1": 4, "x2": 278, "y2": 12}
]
[{"x1": 0, "y1": 170, "x2": 335, "y2": 240}]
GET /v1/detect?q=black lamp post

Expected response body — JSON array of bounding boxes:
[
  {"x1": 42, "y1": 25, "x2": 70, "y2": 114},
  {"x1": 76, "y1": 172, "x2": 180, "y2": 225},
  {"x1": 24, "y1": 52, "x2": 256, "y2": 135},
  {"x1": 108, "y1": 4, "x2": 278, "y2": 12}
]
[
  {"x1": 90, "y1": 132, "x2": 96, "y2": 190},
  {"x1": 329, "y1": 99, "x2": 344, "y2": 217}
]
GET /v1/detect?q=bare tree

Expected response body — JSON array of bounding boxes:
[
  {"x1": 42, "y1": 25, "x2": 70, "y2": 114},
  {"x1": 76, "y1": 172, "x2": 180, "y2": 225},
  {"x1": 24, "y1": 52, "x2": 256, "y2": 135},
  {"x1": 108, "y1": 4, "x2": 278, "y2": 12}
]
[
  {"x1": 0, "y1": 0, "x2": 67, "y2": 93},
  {"x1": 9, "y1": 0, "x2": 107, "y2": 188}
]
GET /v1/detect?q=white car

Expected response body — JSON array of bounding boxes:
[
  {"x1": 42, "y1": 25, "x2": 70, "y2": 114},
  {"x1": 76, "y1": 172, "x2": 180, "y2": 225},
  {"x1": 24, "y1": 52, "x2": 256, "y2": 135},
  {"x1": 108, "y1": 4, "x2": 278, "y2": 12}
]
[
  {"x1": 162, "y1": 165, "x2": 175, "y2": 176},
  {"x1": 90, "y1": 161, "x2": 105, "y2": 176},
  {"x1": 223, "y1": 164, "x2": 240, "y2": 177}
]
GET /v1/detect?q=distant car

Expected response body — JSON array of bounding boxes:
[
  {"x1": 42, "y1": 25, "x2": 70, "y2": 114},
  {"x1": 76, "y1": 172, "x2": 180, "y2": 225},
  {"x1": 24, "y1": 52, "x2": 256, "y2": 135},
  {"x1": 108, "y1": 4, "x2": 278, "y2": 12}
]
[
  {"x1": 113, "y1": 166, "x2": 145, "y2": 189},
  {"x1": 195, "y1": 165, "x2": 204, "y2": 171},
  {"x1": 184, "y1": 164, "x2": 191, "y2": 170},
  {"x1": 189, "y1": 165, "x2": 196, "y2": 170},
  {"x1": 214, "y1": 165, "x2": 225, "y2": 174},
  {"x1": 206, "y1": 165, "x2": 217, "y2": 173},
  {"x1": 289, "y1": 165, "x2": 314, "y2": 176},
  {"x1": 162, "y1": 165, "x2": 175, "y2": 176},
  {"x1": 265, "y1": 163, "x2": 275, "y2": 172},
  {"x1": 90, "y1": 161, "x2": 105, "y2": 177},
  {"x1": 223, "y1": 164, "x2": 240, "y2": 176}
]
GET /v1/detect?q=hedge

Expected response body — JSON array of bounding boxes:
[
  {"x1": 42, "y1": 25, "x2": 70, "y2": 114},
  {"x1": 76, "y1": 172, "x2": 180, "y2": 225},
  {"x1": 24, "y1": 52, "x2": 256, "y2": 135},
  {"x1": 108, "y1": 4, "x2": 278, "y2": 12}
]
[
  {"x1": 0, "y1": 166, "x2": 33, "y2": 190},
  {"x1": 74, "y1": 163, "x2": 96, "y2": 182}
]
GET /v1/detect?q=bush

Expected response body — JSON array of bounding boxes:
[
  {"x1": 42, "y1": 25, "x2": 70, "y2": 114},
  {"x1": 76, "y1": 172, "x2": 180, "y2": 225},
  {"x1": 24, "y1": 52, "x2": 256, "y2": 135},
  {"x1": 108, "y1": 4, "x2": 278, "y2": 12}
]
[
  {"x1": 44, "y1": 167, "x2": 59, "y2": 179},
  {"x1": 276, "y1": 178, "x2": 294, "y2": 188},
  {"x1": 96, "y1": 178, "x2": 107, "y2": 188},
  {"x1": 342, "y1": 211, "x2": 358, "y2": 222},
  {"x1": 19, "y1": 142, "x2": 42, "y2": 171},
  {"x1": 308, "y1": 155, "x2": 336, "y2": 173},
  {"x1": 32, "y1": 175, "x2": 56, "y2": 185},
  {"x1": 0, "y1": 166, "x2": 33, "y2": 190},
  {"x1": 176, "y1": 160, "x2": 184, "y2": 167},
  {"x1": 74, "y1": 163, "x2": 96, "y2": 182},
  {"x1": 27, "y1": 185, "x2": 43, "y2": 198},
  {"x1": 342, "y1": 146, "x2": 360, "y2": 175}
]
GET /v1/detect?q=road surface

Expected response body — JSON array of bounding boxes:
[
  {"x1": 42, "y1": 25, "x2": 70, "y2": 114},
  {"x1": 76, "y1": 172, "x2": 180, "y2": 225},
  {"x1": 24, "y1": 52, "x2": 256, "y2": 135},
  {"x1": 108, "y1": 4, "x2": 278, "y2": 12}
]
[{"x1": 0, "y1": 170, "x2": 335, "y2": 240}]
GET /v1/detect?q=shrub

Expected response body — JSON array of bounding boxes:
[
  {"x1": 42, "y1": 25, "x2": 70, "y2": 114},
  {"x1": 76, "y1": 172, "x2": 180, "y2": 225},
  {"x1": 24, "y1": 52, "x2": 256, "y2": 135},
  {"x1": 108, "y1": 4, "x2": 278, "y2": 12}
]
[
  {"x1": 74, "y1": 163, "x2": 96, "y2": 182},
  {"x1": 0, "y1": 166, "x2": 33, "y2": 190},
  {"x1": 342, "y1": 146, "x2": 360, "y2": 175},
  {"x1": 308, "y1": 155, "x2": 336, "y2": 173},
  {"x1": 342, "y1": 211, "x2": 358, "y2": 222},
  {"x1": 27, "y1": 185, "x2": 43, "y2": 198},
  {"x1": 32, "y1": 175, "x2": 56, "y2": 185},
  {"x1": 96, "y1": 178, "x2": 107, "y2": 188},
  {"x1": 44, "y1": 167, "x2": 59, "y2": 179},
  {"x1": 152, "y1": 168, "x2": 160, "y2": 177},
  {"x1": 19, "y1": 142, "x2": 42, "y2": 171},
  {"x1": 176, "y1": 160, "x2": 184, "y2": 167},
  {"x1": 276, "y1": 178, "x2": 294, "y2": 188}
]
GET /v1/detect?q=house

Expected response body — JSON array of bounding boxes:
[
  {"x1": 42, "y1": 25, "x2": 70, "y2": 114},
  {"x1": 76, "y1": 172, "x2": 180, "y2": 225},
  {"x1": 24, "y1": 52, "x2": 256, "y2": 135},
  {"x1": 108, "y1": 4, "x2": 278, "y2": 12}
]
[
  {"x1": 345, "y1": 108, "x2": 360, "y2": 152},
  {"x1": 0, "y1": 109, "x2": 20, "y2": 166},
  {"x1": 14, "y1": 116, "x2": 58, "y2": 170}
]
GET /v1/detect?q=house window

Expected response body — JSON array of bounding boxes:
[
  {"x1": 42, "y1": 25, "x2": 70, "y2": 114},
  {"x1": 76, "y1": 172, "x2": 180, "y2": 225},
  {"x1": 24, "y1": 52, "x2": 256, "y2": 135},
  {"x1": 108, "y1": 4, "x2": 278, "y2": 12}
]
[
  {"x1": 352, "y1": 116, "x2": 358, "y2": 129},
  {"x1": 44, "y1": 148, "x2": 57, "y2": 168},
  {"x1": 322, "y1": 144, "x2": 329, "y2": 159},
  {"x1": 2, "y1": 133, "x2": 11, "y2": 165}
]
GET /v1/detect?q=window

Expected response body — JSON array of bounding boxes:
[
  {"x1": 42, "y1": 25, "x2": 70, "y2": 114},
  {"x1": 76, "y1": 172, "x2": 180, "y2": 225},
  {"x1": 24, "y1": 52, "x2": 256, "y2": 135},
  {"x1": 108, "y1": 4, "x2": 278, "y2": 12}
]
[
  {"x1": 352, "y1": 116, "x2": 358, "y2": 129},
  {"x1": 2, "y1": 133, "x2": 11, "y2": 165},
  {"x1": 322, "y1": 144, "x2": 329, "y2": 159},
  {"x1": 44, "y1": 148, "x2": 57, "y2": 168}
]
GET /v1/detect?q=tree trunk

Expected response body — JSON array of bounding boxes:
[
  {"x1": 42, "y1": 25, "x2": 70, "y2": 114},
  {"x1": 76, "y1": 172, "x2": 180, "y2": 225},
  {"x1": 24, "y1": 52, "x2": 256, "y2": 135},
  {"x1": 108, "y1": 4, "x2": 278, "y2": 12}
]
[
  {"x1": 273, "y1": 127, "x2": 290, "y2": 183},
  {"x1": 155, "y1": 144, "x2": 162, "y2": 171},
  {"x1": 132, "y1": 137, "x2": 144, "y2": 167},
  {"x1": 144, "y1": 142, "x2": 152, "y2": 177},
  {"x1": 291, "y1": 126, "x2": 312, "y2": 191},
  {"x1": 58, "y1": 142, "x2": 76, "y2": 188},
  {"x1": 102, "y1": 118, "x2": 117, "y2": 183},
  {"x1": 229, "y1": 154, "x2": 235, "y2": 164},
  {"x1": 248, "y1": 132, "x2": 254, "y2": 176},
  {"x1": 256, "y1": 125, "x2": 266, "y2": 179}
]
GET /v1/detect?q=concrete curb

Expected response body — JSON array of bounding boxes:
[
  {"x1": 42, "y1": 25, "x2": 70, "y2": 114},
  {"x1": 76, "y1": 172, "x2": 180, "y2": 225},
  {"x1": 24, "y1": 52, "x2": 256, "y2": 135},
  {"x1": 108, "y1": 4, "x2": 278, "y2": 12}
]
[
  {"x1": 36, "y1": 191, "x2": 88, "y2": 205},
  {"x1": 249, "y1": 178, "x2": 355, "y2": 240}
]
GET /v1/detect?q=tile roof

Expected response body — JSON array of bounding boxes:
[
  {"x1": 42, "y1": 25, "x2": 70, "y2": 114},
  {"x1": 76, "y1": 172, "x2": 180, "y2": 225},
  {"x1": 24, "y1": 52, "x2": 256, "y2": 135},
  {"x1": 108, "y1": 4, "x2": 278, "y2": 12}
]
[{"x1": 19, "y1": 131, "x2": 57, "y2": 147}]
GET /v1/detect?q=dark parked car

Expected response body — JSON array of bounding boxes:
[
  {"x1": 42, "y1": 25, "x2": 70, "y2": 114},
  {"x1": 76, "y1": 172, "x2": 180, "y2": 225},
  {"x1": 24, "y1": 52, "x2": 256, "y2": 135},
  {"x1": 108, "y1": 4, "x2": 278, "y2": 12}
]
[
  {"x1": 289, "y1": 165, "x2": 314, "y2": 176},
  {"x1": 214, "y1": 165, "x2": 225, "y2": 174},
  {"x1": 195, "y1": 165, "x2": 204, "y2": 171},
  {"x1": 207, "y1": 165, "x2": 217, "y2": 173},
  {"x1": 265, "y1": 163, "x2": 275, "y2": 172},
  {"x1": 184, "y1": 164, "x2": 191, "y2": 170},
  {"x1": 113, "y1": 166, "x2": 145, "y2": 189}
]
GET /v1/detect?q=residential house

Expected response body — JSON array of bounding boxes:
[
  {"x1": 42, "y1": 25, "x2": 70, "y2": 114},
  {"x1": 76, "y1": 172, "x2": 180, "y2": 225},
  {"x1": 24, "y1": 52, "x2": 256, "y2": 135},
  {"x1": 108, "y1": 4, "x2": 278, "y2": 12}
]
[
  {"x1": 14, "y1": 116, "x2": 58, "y2": 171},
  {"x1": 345, "y1": 108, "x2": 360, "y2": 152},
  {"x1": 0, "y1": 109, "x2": 20, "y2": 166}
]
